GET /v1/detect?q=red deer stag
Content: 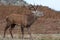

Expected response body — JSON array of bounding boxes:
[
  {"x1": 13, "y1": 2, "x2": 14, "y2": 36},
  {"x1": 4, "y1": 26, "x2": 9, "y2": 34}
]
[{"x1": 3, "y1": 5, "x2": 44, "y2": 40}]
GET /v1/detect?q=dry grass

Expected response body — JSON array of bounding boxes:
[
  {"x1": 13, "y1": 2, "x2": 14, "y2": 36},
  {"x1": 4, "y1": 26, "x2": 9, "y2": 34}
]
[{"x1": 0, "y1": 34, "x2": 60, "y2": 40}]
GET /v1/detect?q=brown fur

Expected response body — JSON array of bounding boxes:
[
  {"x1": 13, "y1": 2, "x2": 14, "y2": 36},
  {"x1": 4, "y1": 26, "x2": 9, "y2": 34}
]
[{"x1": 6, "y1": 13, "x2": 36, "y2": 26}]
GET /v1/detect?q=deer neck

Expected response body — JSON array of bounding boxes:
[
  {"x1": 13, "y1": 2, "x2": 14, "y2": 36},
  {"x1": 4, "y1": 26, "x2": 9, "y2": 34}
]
[{"x1": 27, "y1": 14, "x2": 38, "y2": 26}]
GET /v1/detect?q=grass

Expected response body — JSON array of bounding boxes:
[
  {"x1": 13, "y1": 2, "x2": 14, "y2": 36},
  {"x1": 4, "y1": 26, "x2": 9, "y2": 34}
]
[{"x1": 0, "y1": 34, "x2": 60, "y2": 40}]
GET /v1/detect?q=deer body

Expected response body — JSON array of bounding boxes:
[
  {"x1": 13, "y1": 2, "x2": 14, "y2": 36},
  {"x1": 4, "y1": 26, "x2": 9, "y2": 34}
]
[
  {"x1": 6, "y1": 14, "x2": 28, "y2": 26},
  {"x1": 6, "y1": 13, "x2": 36, "y2": 27}
]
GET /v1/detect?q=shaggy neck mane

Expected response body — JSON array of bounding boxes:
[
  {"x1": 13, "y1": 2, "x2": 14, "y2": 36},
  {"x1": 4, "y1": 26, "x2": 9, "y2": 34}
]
[{"x1": 26, "y1": 13, "x2": 38, "y2": 26}]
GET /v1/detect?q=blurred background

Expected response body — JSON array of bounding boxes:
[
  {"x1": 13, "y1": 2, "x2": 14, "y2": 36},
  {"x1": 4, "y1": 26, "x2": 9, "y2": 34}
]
[
  {"x1": 0, "y1": 0, "x2": 60, "y2": 11},
  {"x1": 0, "y1": 0, "x2": 60, "y2": 40}
]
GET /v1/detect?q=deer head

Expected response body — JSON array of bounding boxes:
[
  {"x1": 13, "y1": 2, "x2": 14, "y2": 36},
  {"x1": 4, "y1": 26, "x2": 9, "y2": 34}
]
[{"x1": 28, "y1": 5, "x2": 44, "y2": 18}]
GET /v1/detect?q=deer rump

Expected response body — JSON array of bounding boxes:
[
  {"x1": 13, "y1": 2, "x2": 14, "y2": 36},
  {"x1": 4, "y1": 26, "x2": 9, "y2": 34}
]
[{"x1": 6, "y1": 13, "x2": 34, "y2": 27}]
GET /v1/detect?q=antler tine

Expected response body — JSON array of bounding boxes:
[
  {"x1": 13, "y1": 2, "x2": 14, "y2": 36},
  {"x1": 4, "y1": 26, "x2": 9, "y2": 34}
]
[
  {"x1": 28, "y1": 4, "x2": 35, "y2": 10},
  {"x1": 35, "y1": 5, "x2": 38, "y2": 10}
]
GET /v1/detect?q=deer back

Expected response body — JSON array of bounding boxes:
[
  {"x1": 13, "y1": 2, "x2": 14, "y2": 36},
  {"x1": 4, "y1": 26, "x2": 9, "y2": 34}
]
[{"x1": 6, "y1": 13, "x2": 28, "y2": 26}]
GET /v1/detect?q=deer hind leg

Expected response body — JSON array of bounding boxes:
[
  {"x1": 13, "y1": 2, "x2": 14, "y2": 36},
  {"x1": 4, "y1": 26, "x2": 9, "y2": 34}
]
[
  {"x1": 21, "y1": 25, "x2": 24, "y2": 40},
  {"x1": 9, "y1": 24, "x2": 16, "y2": 38},
  {"x1": 3, "y1": 23, "x2": 11, "y2": 38}
]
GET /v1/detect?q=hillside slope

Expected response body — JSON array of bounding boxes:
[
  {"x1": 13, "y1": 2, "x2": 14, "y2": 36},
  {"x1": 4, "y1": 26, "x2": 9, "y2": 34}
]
[{"x1": 0, "y1": 5, "x2": 60, "y2": 34}]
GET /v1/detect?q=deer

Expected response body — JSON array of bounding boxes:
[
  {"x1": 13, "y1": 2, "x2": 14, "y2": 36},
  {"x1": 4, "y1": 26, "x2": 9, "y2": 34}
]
[{"x1": 3, "y1": 5, "x2": 44, "y2": 40}]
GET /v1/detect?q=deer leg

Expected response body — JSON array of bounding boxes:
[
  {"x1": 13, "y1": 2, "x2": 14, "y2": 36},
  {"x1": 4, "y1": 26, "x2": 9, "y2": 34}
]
[
  {"x1": 9, "y1": 24, "x2": 16, "y2": 38},
  {"x1": 21, "y1": 25, "x2": 24, "y2": 40},
  {"x1": 3, "y1": 24, "x2": 10, "y2": 38},
  {"x1": 27, "y1": 27, "x2": 33, "y2": 40}
]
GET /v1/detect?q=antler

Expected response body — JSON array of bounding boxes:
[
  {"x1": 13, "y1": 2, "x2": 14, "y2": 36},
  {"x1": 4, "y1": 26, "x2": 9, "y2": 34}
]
[
  {"x1": 35, "y1": 5, "x2": 38, "y2": 10},
  {"x1": 28, "y1": 4, "x2": 39, "y2": 11},
  {"x1": 28, "y1": 4, "x2": 35, "y2": 10}
]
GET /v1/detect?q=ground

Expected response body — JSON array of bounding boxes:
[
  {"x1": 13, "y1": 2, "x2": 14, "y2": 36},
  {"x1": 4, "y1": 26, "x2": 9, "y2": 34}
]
[{"x1": 0, "y1": 34, "x2": 60, "y2": 40}]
